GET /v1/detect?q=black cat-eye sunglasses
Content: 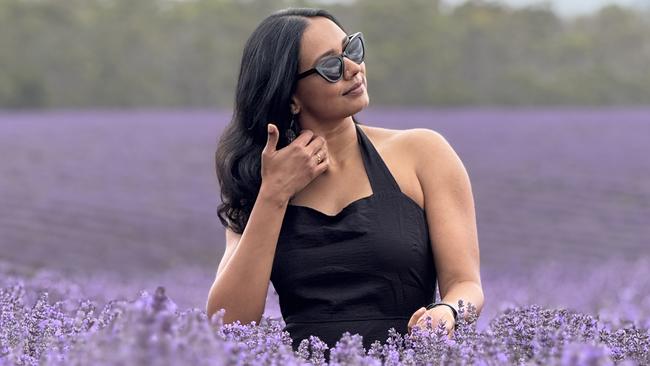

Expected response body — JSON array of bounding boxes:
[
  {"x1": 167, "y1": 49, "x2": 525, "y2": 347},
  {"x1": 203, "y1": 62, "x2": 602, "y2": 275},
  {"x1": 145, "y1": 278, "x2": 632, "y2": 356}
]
[{"x1": 296, "y1": 32, "x2": 365, "y2": 83}]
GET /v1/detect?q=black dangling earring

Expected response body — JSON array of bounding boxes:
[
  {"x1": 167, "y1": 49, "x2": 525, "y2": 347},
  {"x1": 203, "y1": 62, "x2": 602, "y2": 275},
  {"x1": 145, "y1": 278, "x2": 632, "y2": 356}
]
[{"x1": 285, "y1": 113, "x2": 297, "y2": 144}]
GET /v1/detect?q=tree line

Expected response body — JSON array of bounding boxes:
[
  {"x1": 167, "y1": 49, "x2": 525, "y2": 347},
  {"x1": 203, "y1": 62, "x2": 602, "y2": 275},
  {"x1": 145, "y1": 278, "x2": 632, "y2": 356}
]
[{"x1": 1, "y1": 0, "x2": 648, "y2": 108}]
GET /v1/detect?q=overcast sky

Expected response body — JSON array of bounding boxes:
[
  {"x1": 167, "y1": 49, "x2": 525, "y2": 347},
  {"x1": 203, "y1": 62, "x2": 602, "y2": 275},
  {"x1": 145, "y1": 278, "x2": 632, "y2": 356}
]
[
  {"x1": 315, "y1": 0, "x2": 648, "y2": 17},
  {"x1": 442, "y1": 0, "x2": 648, "y2": 16}
]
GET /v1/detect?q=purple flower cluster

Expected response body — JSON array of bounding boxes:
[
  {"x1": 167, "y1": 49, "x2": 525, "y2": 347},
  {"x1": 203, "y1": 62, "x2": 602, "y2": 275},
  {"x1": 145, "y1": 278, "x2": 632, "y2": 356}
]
[{"x1": 1, "y1": 269, "x2": 648, "y2": 365}]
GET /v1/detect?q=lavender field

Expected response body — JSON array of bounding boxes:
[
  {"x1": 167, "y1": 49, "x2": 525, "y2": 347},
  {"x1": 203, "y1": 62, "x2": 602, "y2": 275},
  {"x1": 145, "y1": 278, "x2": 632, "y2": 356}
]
[{"x1": 1, "y1": 107, "x2": 649, "y2": 365}]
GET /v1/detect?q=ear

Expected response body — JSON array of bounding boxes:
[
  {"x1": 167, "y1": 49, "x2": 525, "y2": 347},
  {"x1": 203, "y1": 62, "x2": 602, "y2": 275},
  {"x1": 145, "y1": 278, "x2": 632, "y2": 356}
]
[{"x1": 290, "y1": 96, "x2": 301, "y2": 114}]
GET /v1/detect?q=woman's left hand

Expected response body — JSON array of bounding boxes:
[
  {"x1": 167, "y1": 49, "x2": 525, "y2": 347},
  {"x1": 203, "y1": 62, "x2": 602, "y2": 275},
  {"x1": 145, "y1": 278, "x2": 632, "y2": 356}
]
[{"x1": 410, "y1": 306, "x2": 456, "y2": 338}]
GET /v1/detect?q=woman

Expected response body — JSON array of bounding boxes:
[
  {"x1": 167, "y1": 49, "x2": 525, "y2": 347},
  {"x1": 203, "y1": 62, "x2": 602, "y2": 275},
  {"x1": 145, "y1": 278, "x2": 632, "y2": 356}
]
[{"x1": 206, "y1": 7, "x2": 484, "y2": 358}]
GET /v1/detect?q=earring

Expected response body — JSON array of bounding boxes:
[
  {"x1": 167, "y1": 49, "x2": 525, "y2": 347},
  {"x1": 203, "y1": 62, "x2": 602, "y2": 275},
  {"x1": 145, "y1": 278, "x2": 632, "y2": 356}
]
[{"x1": 285, "y1": 113, "x2": 297, "y2": 143}]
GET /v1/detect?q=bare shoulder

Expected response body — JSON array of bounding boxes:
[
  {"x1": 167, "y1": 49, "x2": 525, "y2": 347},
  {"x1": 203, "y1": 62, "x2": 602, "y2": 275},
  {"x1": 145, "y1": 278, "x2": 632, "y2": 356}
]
[
  {"x1": 399, "y1": 127, "x2": 451, "y2": 155},
  {"x1": 356, "y1": 124, "x2": 459, "y2": 210},
  {"x1": 401, "y1": 127, "x2": 467, "y2": 188},
  {"x1": 357, "y1": 124, "x2": 411, "y2": 145},
  {"x1": 358, "y1": 124, "x2": 450, "y2": 164}
]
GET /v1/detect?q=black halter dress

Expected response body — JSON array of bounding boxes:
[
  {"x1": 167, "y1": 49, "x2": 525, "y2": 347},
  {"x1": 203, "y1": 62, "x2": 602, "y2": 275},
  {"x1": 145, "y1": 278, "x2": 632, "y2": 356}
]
[{"x1": 270, "y1": 122, "x2": 437, "y2": 357}]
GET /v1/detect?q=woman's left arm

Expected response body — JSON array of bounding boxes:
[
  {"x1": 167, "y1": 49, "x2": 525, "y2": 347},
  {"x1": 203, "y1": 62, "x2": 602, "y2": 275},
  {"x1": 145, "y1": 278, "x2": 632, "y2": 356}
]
[{"x1": 407, "y1": 128, "x2": 485, "y2": 323}]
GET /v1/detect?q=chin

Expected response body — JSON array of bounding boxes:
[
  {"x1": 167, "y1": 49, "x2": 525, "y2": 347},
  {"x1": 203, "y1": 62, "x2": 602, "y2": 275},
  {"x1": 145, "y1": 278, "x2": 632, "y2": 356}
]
[
  {"x1": 324, "y1": 95, "x2": 370, "y2": 119},
  {"x1": 347, "y1": 98, "x2": 368, "y2": 114},
  {"x1": 354, "y1": 94, "x2": 370, "y2": 111}
]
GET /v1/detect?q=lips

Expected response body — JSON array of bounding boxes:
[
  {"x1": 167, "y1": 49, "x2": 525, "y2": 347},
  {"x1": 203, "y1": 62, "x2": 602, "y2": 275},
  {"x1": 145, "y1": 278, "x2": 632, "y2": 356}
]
[{"x1": 344, "y1": 80, "x2": 363, "y2": 95}]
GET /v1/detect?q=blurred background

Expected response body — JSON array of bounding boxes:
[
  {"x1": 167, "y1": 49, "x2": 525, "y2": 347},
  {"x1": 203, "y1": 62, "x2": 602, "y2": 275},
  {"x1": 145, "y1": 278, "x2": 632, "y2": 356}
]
[
  {"x1": 2, "y1": 0, "x2": 650, "y2": 107},
  {"x1": 1, "y1": 0, "x2": 649, "y2": 331}
]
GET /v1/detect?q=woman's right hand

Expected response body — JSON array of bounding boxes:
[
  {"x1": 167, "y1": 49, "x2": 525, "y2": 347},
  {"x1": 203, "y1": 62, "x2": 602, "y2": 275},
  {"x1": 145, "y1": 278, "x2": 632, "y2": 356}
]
[{"x1": 260, "y1": 122, "x2": 329, "y2": 203}]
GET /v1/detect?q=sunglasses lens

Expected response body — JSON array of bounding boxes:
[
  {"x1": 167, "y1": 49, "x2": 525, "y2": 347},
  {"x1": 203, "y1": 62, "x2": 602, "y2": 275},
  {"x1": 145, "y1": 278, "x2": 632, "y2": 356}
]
[
  {"x1": 318, "y1": 56, "x2": 343, "y2": 81},
  {"x1": 346, "y1": 37, "x2": 364, "y2": 63},
  {"x1": 310, "y1": 34, "x2": 364, "y2": 82}
]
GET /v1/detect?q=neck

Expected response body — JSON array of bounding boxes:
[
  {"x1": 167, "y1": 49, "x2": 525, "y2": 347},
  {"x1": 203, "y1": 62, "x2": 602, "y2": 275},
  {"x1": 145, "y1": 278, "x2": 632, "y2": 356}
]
[{"x1": 296, "y1": 114, "x2": 358, "y2": 170}]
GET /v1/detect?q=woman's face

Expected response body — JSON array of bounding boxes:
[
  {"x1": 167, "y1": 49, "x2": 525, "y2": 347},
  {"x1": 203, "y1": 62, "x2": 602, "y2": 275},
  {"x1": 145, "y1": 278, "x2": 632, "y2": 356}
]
[{"x1": 292, "y1": 16, "x2": 369, "y2": 121}]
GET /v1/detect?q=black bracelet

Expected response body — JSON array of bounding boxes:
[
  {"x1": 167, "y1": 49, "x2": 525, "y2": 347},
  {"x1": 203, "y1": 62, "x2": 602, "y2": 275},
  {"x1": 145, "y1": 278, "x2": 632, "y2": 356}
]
[{"x1": 426, "y1": 302, "x2": 458, "y2": 325}]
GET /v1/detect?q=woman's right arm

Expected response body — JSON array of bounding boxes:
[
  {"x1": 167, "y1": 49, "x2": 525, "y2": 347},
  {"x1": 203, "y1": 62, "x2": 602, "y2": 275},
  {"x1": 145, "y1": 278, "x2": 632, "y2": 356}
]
[
  {"x1": 205, "y1": 183, "x2": 289, "y2": 325},
  {"x1": 205, "y1": 122, "x2": 329, "y2": 326}
]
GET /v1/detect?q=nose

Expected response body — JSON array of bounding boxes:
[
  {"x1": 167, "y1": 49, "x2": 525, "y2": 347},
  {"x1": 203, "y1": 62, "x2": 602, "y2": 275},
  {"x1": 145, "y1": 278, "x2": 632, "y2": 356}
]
[{"x1": 343, "y1": 57, "x2": 362, "y2": 80}]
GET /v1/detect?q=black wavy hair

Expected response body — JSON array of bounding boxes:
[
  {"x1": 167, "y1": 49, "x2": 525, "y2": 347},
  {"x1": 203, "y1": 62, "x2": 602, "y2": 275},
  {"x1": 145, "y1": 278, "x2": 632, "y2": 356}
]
[{"x1": 215, "y1": 7, "x2": 362, "y2": 234}]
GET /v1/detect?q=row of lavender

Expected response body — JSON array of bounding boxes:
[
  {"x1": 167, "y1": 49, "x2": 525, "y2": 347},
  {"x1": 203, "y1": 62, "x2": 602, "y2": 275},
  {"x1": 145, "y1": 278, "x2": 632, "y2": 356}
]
[
  {"x1": 1, "y1": 108, "x2": 648, "y2": 279},
  {"x1": 1, "y1": 256, "x2": 648, "y2": 365}
]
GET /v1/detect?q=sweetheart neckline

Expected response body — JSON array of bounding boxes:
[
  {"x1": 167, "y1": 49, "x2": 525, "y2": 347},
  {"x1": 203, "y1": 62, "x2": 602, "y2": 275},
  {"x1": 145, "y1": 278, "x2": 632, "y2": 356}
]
[{"x1": 286, "y1": 191, "x2": 424, "y2": 218}]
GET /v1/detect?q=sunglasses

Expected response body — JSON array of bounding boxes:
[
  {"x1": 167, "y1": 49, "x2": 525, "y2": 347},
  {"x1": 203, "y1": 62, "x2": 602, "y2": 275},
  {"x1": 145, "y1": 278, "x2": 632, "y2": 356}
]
[{"x1": 296, "y1": 32, "x2": 365, "y2": 83}]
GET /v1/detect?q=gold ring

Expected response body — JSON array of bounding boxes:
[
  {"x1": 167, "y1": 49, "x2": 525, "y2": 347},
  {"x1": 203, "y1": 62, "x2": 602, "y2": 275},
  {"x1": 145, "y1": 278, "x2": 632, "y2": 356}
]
[{"x1": 315, "y1": 152, "x2": 322, "y2": 164}]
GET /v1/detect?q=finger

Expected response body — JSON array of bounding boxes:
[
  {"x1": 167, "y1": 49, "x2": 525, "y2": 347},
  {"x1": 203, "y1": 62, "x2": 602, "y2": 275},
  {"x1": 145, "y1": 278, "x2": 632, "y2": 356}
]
[
  {"x1": 313, "y1": 154, "x2": 330, "y2": 176},
  {"x1": 408, "y1": 307, "x2": 426, "y2": 326},
  {"x1": 415, "y1": 315, "x2": 437, "y2": 330},
  {"x1": 447, "y1": 327, "x2": 454, "y2": 339},
  {"x1": 310, "y1": 145, "x2": 327, "y2": 167},
  {"x1": 293, "y1": 129, "x2": 314, "y2": 146},
  {"x1": 312, "y1": 148, "x2": 327, "y2": 165},
  {"x1": 415, "y1": 317, "x2": 427, "y2": 330},
  {"x1": 407, "y1": 307, "x2": 427, "y2": 331},
  {"x1": 264, "y1": 123, "x2": 279, "y2": 153},
  {"x1": 306, "y1": 135, "x2": 326, "y2": 155}
]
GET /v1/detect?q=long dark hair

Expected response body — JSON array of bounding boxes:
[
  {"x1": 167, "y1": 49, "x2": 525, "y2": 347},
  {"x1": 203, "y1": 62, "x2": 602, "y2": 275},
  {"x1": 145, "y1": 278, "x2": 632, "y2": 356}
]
[{"x1": 215, "y1": 7, "x2": 361, "y2": 234}]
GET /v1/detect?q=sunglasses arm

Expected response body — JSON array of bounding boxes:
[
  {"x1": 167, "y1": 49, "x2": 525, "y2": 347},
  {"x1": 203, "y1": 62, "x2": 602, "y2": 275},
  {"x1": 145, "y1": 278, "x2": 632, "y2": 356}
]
[{"x1": 297, "y1": 68, "x2": 318, "y2": 80}]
